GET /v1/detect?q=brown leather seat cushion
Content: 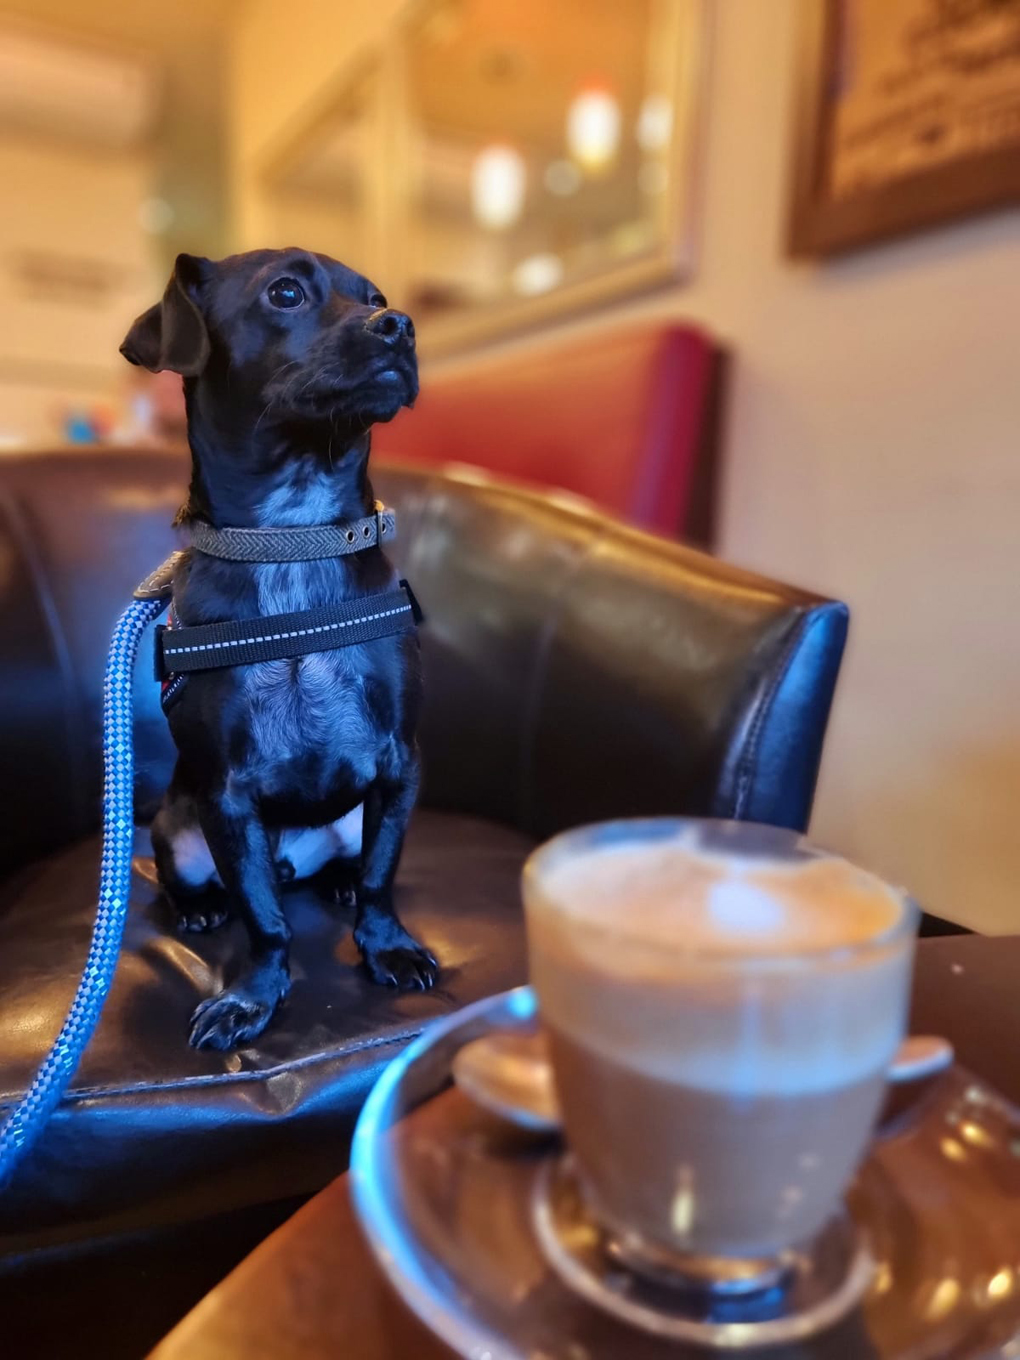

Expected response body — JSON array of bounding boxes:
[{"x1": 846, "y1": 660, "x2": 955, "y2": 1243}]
[{"x1": 0, "y1": 808, "x2": 532, "y2": 1249}]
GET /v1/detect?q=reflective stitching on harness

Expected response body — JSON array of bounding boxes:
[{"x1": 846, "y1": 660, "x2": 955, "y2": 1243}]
[{"x1": 163, "y1": 603, "x2": 413, "y2": 656}]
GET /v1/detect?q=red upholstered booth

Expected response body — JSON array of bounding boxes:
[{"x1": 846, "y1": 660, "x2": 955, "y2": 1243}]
[{"x1": 376, "y1": 323, "x2": 721, "y2": 542}]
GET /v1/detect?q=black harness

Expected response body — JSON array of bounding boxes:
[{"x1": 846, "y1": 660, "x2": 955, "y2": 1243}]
[{"x1": 133, "y1": 505, "x2": 421, "y2": 709}]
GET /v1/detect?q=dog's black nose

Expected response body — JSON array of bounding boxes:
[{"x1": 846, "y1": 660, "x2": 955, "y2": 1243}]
[{"x1": 365, "y1": 308, "x2": 415, "y2": 348}]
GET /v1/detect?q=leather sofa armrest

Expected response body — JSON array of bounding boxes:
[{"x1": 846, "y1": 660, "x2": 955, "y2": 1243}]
[{"x1": 712, "y1": 601, "x2": 849, "y2": 830}]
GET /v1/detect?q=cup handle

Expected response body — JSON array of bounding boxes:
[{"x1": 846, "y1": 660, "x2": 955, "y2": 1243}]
[{"x1": 887, "y1": 1035, "x2": 954, "y2": 1084}]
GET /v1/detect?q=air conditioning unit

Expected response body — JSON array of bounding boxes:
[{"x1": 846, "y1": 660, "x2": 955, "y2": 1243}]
[{"x1": 0, "y1": 24, "x2": 157, "y2": 150}]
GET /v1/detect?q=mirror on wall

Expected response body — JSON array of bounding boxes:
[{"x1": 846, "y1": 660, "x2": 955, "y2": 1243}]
[
  {"x1": 261, "y1": 0, "x2": 708, "y2": 354},
  {"x1": 402, "y1": 0, "x2": 705, "y2": 346}
]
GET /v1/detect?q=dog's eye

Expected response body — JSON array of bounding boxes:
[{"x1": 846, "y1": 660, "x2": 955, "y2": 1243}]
[
  {"x1": 369, "y1": 292, "x2": 387, "y2": 308},
  {"x1": 267, "y1": 278, "x2": 305, "y2": 309}
]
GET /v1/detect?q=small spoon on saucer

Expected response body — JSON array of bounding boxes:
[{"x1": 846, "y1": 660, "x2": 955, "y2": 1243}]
[
  {"x1": 452, "y1": 1029, "x2": 560, "y2": 1133},
  {"x1": 452, "y1": 1029, "x2": 954, "y2": 1135}
]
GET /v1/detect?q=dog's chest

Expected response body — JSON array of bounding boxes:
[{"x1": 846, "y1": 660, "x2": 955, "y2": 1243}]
[{"x1": 242, "y1": 560, "x2": 393, "y2": 786}]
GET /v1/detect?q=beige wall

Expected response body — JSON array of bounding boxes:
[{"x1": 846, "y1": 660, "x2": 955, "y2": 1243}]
[
  {"x1": 0, "y1": 132, "x2": 158, "y2": 444},
  {"x1": 231, "y1": 0, "x2": 1020, "y2": 932},
  {"x1": 0, "y1": 0, "x2": 235, "y2": 444},
  {"x1": 231, "y1": 0, "x2": 405, "y2": 246}
]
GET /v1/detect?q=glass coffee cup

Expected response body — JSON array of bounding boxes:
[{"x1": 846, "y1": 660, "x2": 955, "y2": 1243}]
[{"x1": 522, "y1": 818, "x2": 917, "y2": 1295}]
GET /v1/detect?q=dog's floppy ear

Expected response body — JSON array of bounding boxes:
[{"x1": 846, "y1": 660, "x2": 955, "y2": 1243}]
[{"x1": 120, "y1": 253, "x2": 211, "y2": 375}]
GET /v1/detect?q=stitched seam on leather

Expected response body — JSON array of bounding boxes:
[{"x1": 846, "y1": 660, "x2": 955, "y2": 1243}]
[
  {"x1": 730, "y1": 611, "x2": 811, "y2": 820},
  {"x1": 0, "y1": 1025, "x2": 426, "y2": 1109}
]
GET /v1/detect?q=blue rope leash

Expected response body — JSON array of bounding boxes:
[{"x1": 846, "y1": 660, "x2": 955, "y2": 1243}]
[{"x1": 0, "y1": 595, "x2": 164, "y2": 1187}]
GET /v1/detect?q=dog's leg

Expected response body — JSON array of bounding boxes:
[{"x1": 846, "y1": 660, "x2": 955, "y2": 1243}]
[
  {"x1": 152, "y1": 797, "x2": 231, "y2": 934},
  {"x1": 187, "y1": 788, "x2": 291, "y2": 1051},
  {"x1": 354, "y1": 757, "x2": 437, "y2": 991}
]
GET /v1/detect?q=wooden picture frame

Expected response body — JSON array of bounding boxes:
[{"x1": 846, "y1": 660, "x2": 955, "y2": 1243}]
[{"x1": 789, "y1": 0, "x2": 1020, "y2": 258}]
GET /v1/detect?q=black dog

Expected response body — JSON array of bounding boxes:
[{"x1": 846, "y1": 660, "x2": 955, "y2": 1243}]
[{"x1": 120, "y1": 248, "x2": 436, "y2": 1051}]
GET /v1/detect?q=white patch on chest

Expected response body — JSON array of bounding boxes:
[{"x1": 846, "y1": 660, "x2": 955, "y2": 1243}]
[
  {"x1": 169, "y1": 809, "x2": 363, "y2": 888},
  {"x1": 278, "y1": 806, "x2": 363, "y2": 878}
]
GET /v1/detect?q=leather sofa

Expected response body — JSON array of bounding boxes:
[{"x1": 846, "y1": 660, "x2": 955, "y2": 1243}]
[{"x1": 0, "y1": 447, "x2": 848, "y2": 1354}]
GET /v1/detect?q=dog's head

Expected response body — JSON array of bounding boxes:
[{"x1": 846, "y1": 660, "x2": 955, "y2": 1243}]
[{"x1": 120, "y1": 248, "x2": 418, "y2": 431}]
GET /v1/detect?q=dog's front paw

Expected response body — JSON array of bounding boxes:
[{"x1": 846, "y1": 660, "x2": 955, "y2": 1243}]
[
  {"x1": 355, "y1": 903, "x2": 438, "y2": 992},
  {"x1": 357, "y1": 925, "x2": 438, "y2": 991},
  {"x1": 363, "y1": 942, "x2": 438, "y2": 991},
  {"x1": 188, "y1": 989, "x2": 276, "y2": 1050}
]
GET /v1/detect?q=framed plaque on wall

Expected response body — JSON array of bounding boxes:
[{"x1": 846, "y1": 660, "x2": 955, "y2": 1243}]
[{"x1": 789, "y1": 0, "x2": 1020, "y2": 256}]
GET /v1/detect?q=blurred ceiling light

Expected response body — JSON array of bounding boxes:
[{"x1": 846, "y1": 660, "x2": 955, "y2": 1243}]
[
  {"x1": 987, "y1": 1268, "x2": 1013, "y2": 1302},
  {"x1": 959, "y1": 1119, "x2": 996, "y2": 1149},
  {"x1": 924, "y1": 1277, "x2": 961, "y2": 1322},
  {"x1": 638, "y1": 162, "x2": 669, "y2": 196},
  {"x1": 637, "y1": 94, "x2": 673, "y2": 150},
  {"x1": 471, "y1": 144, "x2": 526, "y2": 230},
  {"x1": 873, "y1": 1261, "x2": 894, "y2": 1295},
  {"x1": 511, "y1": 253, "x2": 564, "y2": 296},
  {"x1": 544, "y1": 159, "x2": 582, "y2": 197},
  {"x1": 566, "y1": 87, "x2": 620, "y2": 174},
  {"x1": 138, "y1": 197, "x2": 175, "y2": 234}
]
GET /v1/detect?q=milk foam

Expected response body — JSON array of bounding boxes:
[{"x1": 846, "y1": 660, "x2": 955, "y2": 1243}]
[
  {"x1": 528, "y1": 839, "x2": 913, "y2": 1097},
  {"x1": 537, "y1": 842, "x2": 904, "y2": 955}
]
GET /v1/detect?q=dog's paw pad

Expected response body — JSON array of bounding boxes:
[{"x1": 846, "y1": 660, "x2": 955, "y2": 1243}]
[
  {"x1": 363, "y1": 943, "x2": 439, "y2": 992},
  {"x1": 176, "y1": 906, "x2": 228, "y2": 934},
  {"x1": 188, "y1": 992, "x2": 272, "y2": 1050}
]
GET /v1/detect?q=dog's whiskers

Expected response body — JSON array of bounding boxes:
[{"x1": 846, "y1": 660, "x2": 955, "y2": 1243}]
[
  {"x1": 297, "y1": 364, "x2": 338, "y2": 401},
  {"x1": 251, "y1": 359, "x2": 309, "y2": 436},
  {"x1": 252, "y1": 398, "x2": 275, "y2": 437}
]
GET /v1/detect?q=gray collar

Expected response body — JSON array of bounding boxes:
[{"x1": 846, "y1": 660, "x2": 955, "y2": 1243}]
[{"x1": 185, "y1": 503, "x2": 397, "y2": 563}]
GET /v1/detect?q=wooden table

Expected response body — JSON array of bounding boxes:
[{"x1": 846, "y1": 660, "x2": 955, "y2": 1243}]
[{"x1": 151, "y1": 935, "x2": 1020, "y2": 1360}]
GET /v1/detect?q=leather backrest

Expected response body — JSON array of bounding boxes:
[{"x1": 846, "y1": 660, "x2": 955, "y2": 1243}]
[
  {"x1": 0, "y1": 449, "x2": 847, "y2": 876},
  {"x1": 375, "y1": 324, "x2": 718, "y2": 539},
  {"x1": 0, "y1": 451, "x2": 182, "y2": 874},
  {"x1": 374, "y1": 463, "x2": 848, "y2": 839}
]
